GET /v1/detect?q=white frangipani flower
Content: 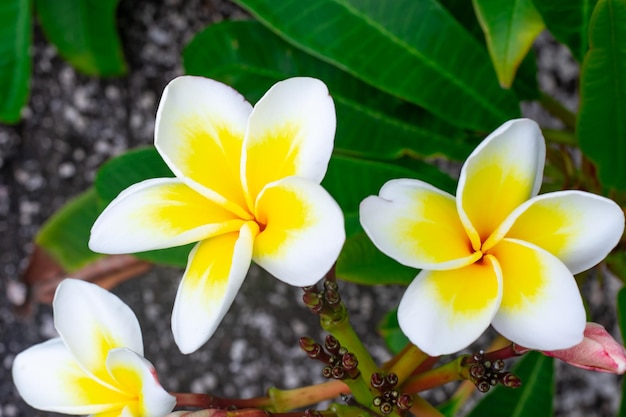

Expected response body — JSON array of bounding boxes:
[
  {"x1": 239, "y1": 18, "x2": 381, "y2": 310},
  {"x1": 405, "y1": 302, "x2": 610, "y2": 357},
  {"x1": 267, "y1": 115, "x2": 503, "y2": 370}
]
[
  {"x1": 360, "y1": 119, "x2": 624, "y2": 356},
  {"x1": 12, "y1": 279, "x2": 176, "y2": 417},
  {"x1": 89, "y1": 76, "x2": 345, "y2": 354}
]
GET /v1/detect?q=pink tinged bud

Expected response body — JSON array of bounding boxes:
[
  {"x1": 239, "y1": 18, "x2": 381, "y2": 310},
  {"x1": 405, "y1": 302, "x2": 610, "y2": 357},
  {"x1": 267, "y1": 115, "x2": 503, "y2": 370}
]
[{"x1": 538, "y1": 323, "x2": 626, "y2": 374}]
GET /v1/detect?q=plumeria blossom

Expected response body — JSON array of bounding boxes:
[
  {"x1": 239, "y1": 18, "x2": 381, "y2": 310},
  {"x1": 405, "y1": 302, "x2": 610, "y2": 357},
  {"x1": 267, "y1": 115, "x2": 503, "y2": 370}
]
[
  {"x1": 12, "y1": 279, "x2": 176, "y2": 417},
  {"x1": 360, "y1": 119, "x2": 624, "y2": 356},
  {"x1": 89, "y1": 76, "x2": 345, "y2": 354}
]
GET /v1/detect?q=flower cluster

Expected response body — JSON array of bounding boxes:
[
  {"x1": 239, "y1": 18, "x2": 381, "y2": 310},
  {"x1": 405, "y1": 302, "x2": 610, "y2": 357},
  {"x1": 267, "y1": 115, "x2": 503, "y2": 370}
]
[{"x1": 12, "y1": 76, "x2": 626, "y2": 417}]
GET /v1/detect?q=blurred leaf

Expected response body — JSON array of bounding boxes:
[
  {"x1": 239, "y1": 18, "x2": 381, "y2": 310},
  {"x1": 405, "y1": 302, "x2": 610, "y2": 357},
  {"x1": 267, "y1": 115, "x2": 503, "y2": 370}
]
[
  {"x1": 35, "y1": 0, "x2": 126, "y2": 76},
  {"x1": 0, "y1": 0, "x2": 31, "y2": 123},
  {"x1": 35, "y1": 188, "x2": 103, "y2": 271},
  {"x1": 95, "y1": 147, "x2": 192, "y2": 268},
  {"x1": 472, "y1": 0, "x2": 544, "y2": 88},
  {"x1": 323, "y1": 154, "x2": 455, "y2": 236},
  {"x1": 607, "y1": 250, "x2": 626, "y2": 285},
  {"x1": 532, "y1": 0, "x2": 598, "y2": 62},
  {"x1": 439, "y1": 0, "x2": 539, "y2": 100},
  {"x1": 466, "y1": 352, "x2": 554, "y2": 417},
  {"x1": 577, "y1": 0, "x2": 626, "y2": 190},
  {"x1": 232, "y1": 0, "x2": 520, "y2": 131},
  {"x1": 378, "y1": 308, "x2": 410, "y2": 355},
  {"x1": 95, "y1": 147, "x2": 173, "y2": 204},
  {"x1": 184, "y1": 20, "x2": 474, "y2": 161},
  {"x1": 336, "y1": 232, "x2": 417, "y2": 285}
]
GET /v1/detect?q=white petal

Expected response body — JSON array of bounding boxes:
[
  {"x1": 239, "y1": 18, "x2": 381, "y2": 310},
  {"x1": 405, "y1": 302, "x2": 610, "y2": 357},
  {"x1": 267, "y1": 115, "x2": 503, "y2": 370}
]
[
  {"x1": 54, "y1": 279, "x2": 143, "y2": 383},
  {"x1": 242, "y1": 77, "x2": 336, "y2": 203},
  {"x1": 106, "y1": 348, "x2": 176, "y2": 417},
  {"x1": 12, "y1": 339, "x2": 125, "y2": 415},
  {"x1": 172, "y1": 222, "x2": 258, "y2": 354},
  {"x1": 491, "y1": 238, "x2": 586, "y2": 350},
  {"x1": 360, "y1": 178, "x2": 480, "y2": 270},
  {"x1": 398, "y1": 255, "x2": 502, "y2": 356},
  {"x1": 457, "y1": 119, "x2": 545, "y2": 248},
  {"x1": 89, "y1": 178, "x2": 245, "y2": 254},
  {"x1": 155, "y1": 75, "x2": 252, "y2": 213},
  {"x1": 487, "y1": 190, "x2": 625, "y2": 274},
  {"x1": 253, "y1": 176, "x2": 345, "y2": 286}
]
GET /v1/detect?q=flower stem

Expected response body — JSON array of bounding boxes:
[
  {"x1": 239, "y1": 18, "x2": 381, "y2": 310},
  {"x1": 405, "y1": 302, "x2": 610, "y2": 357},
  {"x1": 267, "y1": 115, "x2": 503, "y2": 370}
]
[
  {"x1": 268, "y1": 380, "x2": 351, "y2": 412},
  {"x1": 402, "y1": 357, "x2": 466, "y2": 393},
  {"x1": 409, "y1": 395, "x2": 445, "y2": 417},
  {"x1": 538, "y1": 90, "x2": 577, "y2": 130},
  {"x1": 387, "y1": 343, "x2": 429, "y2": 385},
  {"x1": 172, "y1": 393, "x2": 273, "y2": 410}
]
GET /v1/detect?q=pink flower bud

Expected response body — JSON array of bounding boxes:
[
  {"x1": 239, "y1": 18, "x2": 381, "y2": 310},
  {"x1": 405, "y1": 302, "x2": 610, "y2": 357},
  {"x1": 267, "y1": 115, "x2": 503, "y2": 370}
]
[{"x1": 517, "y1": 323, "x2": 626, "y2": 374}]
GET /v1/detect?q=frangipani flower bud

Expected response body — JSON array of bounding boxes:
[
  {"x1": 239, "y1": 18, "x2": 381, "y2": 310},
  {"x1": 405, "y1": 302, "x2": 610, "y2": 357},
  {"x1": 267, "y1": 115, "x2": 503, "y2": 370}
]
[{"x1": 516, "y1": 322, "x2": 626, "y2": 374}]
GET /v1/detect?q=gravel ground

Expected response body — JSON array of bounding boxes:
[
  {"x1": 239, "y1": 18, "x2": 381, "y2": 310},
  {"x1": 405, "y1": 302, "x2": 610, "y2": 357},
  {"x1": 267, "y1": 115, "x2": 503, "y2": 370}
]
[{"x1": 0, "y1": 1, "x2": 623, "y2": 417}]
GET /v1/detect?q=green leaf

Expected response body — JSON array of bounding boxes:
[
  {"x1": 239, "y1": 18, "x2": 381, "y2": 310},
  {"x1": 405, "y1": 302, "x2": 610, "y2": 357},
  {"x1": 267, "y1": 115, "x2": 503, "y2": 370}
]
[
  {"x1": 35, "y1": 0, "x2": 126, "y2": 76},
  {"x1": 438, "y1": 0, "x2": 539, "y2": 100},
  {"x1": 36, "y1": 188, "x2": 104, "y2": 271},
  {"x1": 336, "y1": 232, "x2": 417, "y2": 285},
  {"x1": 0, "y1": 0, "x2": 31, "y2": 123},
  {"x1": 466, "y1": 352, "x2": 554, "y2": 417},
  {"x1": 322, "y1": 154, "x2": 455, "y2": 236},
  {"x1": 532, "y1": 0, "x2": 598, "y2": 62},
  {"x1": 378, "y1": 308, "x2": 410, "y2": 355},
  {"x1": 94, "y1": 147, "x2": 191, "y2": 268},
  {"x1": 577, "y1": 0, "x2": 626, "y2": 190},
  {"x1": 184, "y1": 20, "x2": 474, "y2": 161},
  {"x1": 232, "y1": 0, "x2": 520, "y2": 131},
  {"x1": 472, "y1": 0, "x2": 544, "y2": 88}
]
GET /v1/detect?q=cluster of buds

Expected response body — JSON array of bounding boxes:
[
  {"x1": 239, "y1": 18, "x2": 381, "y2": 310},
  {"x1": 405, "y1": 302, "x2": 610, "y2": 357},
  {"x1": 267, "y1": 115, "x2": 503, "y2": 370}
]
[
  {"x1": 370, "y1": 372, "x2": 413, "y2": 415},
  {"x1": 464, "y1": 351, "x2": 521, "y2": 393},
  {"x1": 302, "y1": 280, "x2": 343, "y2": 320},
  {"x1": 299, "y1": 335, "x2": 360, "y2": 380}
]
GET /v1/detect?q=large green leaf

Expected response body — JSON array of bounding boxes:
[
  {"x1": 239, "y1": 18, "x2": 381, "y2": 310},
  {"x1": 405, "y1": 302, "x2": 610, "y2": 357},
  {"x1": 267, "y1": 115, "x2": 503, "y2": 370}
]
[
  {"x1": 35, "y1": 0, "x2": 126, "y2": 76},
  {"x1": 577, "y1": 0, "x2": 626, "y2": 190},
  {"x1": 0, "y1": 0, "x2": 31, "y2": 123},
  {"x1": 95, "y1": 147, "x2": 191, "y2": 268},
  {"x1": 232, "y1": 0, "x2": 520, "y2": 131},
  {"x1": 36, "y1": 188, "x2": 104, "y2": 271},
  {"x1": 184, "y1": 20, "x2": 474, "y2": 161},
  {"x1": 532, "y1": 0, "x2": 598, "y2": 62},
  {"x1": 466, "y1": 352, "x2": 554, "y2": 417},
  {"x1": 336, "y1": 232, "x2": 417, "y2": 285},
  {"x1": 472, "y1": 0, "x2": 544, "y2": 88}
]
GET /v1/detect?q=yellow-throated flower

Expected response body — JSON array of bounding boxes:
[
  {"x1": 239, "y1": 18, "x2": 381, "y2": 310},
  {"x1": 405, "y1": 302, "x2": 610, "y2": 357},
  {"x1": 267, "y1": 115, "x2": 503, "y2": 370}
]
[
  {"x1": 89, "y1": 76, "x2": 345, "y2": 354},
  {"x1": 12, "y1": 279, "x2": 175, "y2": 417},
  {"x1": 360, "y1": 119, "x2": 624, "y2": 356}
]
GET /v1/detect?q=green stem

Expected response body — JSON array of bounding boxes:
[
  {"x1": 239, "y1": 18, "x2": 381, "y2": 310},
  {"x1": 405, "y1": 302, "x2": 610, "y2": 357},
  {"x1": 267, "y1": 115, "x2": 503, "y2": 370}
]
[
  {"x1": 409, "y1": 395, "x2": 445, "y2": 417},
  {"x1": 538, "y1": 90, "x2": 577, "y2": 130},
  {"x1": 542, "y1": 128, "x2": 578, "y2": 146},
  {"x1": 320, "y1": 304, "x2": 381, "y2": 411},
  {"x1": 402, "y1": 357, "x2": 466, "y2": 394},
  {"x1": 172, "y1": 393, "x2": 273, "y2": 410},
  {"x1": 440, "y1": 380, "x2": 475, "y2": 417},
  {"x1": 387, "y1": 343, "x2": 429, "y2": 385},
  {"x1": 268, "y1": 380, "x2": 350, "y2": 412}
]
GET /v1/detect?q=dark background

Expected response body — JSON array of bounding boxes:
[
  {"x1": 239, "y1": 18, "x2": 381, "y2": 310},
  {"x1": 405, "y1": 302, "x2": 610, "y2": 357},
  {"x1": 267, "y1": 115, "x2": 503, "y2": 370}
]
[{"x1": 0, "y1": 1, "x2": 623, "y2": 416}]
